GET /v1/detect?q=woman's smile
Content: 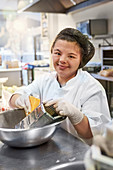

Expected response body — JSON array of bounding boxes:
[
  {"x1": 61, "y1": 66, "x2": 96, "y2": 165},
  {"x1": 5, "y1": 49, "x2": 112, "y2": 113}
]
[{"x1": 58, "y1": 63, "x2": 69, "y2": 70}]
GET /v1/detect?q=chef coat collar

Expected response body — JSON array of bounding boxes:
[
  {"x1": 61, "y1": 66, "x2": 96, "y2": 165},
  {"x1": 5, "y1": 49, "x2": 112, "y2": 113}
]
[{"x1": 54, "y1": 69, "x2": 82, "y2": 88}]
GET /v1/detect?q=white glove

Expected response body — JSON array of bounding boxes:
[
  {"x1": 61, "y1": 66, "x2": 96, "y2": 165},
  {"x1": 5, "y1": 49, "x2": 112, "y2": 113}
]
[
  {"x1": 15, "y1": 94, "x2": 31, "y2": 113},
  {"x1": 44, "y1": 99, "x2": 84, "y2": 125}
]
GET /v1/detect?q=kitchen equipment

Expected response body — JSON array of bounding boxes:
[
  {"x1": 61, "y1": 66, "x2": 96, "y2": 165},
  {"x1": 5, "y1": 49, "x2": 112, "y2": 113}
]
[
  {"x1": 76, "y1": 19, "x2": 108, "y2": 37},
  {"x1": 0, "y1": 108, "x2": 65, "y2": 148},
  {"x1": 82, "y1": 62, "x2": 101, "y2": 73},
  {"x1": 43, "y1": 103, "x2": 58, "y2": 117},
  {"x1": 101, "y1": 46, "x2": 113, "y2": 70},
  {"x1": 85, "y1": 145, "x2": 113, "y2": 170},
  {"x1": 85, "y1": 120, "x2": 113, "y2": 170},
  {"x1": 15, "y1": 103, "x2": 66, "y2": 129}
]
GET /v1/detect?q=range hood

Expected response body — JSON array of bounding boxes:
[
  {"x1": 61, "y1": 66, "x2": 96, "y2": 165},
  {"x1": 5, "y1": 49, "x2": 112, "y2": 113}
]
[
  {"x1": 18, "y1": 0, "x2": 111, "y2": 14},
  {"x1": 18, "y1": 0, "x2": 87, "y2": 13}
]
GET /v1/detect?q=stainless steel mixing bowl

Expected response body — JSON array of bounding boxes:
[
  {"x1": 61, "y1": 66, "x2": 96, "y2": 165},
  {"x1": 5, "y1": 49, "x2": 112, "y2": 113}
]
[{"x1": 0, "y1": 109, "x2": 63, "y2": 148}]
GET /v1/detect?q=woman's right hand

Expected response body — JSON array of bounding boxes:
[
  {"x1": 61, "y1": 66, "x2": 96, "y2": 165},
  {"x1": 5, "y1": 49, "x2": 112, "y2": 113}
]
[{"x1": 15, "y1": 94, "x2": 31, "y2": 113}]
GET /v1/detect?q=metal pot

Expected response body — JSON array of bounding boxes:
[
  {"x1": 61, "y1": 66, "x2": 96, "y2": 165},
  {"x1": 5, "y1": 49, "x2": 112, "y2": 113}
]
[{"x1": 0, "y1": 109, "x2": 63, "y2": 148}]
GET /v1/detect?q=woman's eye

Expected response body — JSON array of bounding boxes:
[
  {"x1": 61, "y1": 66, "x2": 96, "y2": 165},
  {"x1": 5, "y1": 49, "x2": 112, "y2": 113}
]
[
  {"x1": 54, "y1": 52, "x2": 61, "y2": 56},
  {"x1": 69, "y1": 55, "x2": 75, "y2": 59}
]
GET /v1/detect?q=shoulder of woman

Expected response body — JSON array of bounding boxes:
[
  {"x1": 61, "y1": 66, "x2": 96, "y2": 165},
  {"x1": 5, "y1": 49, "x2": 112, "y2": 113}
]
[
  {"x1": 79, "y1": 70, "x2": 99, "y2": 83},
  {"x1": 79, "y1": 70, "x2": 104, "y2": 91}
]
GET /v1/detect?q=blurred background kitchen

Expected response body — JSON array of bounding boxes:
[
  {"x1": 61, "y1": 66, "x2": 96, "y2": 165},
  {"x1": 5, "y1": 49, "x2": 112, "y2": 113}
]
[{"x1": 0, "y1": 0, "x2": 113, "y2": 116}]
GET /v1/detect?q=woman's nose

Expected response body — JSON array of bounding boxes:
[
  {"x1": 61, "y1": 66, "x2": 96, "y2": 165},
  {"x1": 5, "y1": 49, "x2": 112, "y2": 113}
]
[{"x1": 59, "y1": 55, "x2": 67, "y2": 63}]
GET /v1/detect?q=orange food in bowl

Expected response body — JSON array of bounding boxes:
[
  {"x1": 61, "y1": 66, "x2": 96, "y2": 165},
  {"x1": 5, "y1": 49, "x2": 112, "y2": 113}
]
[{"x1": 29, "y1": 96, "x2": 40, "y2": 114}]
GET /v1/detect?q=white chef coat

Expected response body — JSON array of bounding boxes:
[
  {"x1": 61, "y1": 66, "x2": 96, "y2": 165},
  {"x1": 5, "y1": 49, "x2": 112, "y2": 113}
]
[{"x1": 15, "y1": 69, "x2": 111, "y2": 143}]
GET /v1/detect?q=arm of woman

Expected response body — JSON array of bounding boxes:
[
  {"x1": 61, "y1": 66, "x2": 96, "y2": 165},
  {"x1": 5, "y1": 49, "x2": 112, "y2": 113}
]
[
  {"x1": 74, "y1": 115, "x2": 93, "y2": 139},
  {"x1": 44, "y1": 99, "x2": 93, "y2": 139}
]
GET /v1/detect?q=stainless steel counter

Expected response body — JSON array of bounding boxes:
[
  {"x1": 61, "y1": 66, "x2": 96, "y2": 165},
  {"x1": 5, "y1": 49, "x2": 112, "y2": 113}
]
[{"x1": 0, "y1": 127, "x2": 89, "y2": 170}]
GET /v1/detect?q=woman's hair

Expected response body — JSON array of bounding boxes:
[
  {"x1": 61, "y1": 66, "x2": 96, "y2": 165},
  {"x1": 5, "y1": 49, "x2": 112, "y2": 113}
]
[{"x1": 51, "y1": 28, "x2": 95, "y2": 68}]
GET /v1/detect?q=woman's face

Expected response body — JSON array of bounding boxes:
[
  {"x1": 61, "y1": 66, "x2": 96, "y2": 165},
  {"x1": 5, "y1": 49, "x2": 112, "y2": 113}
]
[{"x1": 52, "y1": 39, "x2": 82, "y2": 82}]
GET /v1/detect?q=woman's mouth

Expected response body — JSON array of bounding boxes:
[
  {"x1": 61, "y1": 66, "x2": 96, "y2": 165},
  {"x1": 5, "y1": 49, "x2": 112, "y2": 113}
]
[{"x1": 58, "y1": 64, "x2": 68, "y2": 70}]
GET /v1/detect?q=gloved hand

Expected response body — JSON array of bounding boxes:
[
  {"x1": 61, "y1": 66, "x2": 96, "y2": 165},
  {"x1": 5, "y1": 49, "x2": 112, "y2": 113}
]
[
  {"x1": 44, "y1": 98, "x2": 84, "y2": 125},
  {"x1": 15, "y1": 94, "x2": 31, "y2": 113}
]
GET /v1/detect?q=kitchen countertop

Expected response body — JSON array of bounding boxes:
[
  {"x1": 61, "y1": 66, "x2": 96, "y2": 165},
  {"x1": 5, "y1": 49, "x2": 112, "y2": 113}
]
[
  {"x1": 0, "y1": 127, "x2": 89, "y2": 170},
  {"x1": 91, "y1": 73, "x2": 113, "y2": 82},
  {"x1": 0, "y1": 68, "x2": 22, "y2": 72}
]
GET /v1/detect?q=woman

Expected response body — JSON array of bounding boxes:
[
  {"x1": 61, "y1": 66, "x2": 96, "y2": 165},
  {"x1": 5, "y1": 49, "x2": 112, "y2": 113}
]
[{"x1": 9, "y1": 28, "x2": 111, "y2": 144}]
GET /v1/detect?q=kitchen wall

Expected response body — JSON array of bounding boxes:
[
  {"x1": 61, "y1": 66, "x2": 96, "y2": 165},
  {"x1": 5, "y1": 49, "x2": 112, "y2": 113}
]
[
  {"x1": 48, "y1": 1, "x2": 113, "y2": 64},
  {"x1": 72, "y1": 1, "x2": 113, "y2": 34},
  {"x1": 72, "y1": 1, "x2": 113, "y2": 63},
  {"x1": 48, "y1": 13, "x2": 75, "y2": 44}
]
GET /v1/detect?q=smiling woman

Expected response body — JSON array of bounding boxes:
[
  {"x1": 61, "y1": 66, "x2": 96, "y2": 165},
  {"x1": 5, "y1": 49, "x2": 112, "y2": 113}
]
[{"x1": 9, "y1": 28, "x2": 111, "y2": 144}]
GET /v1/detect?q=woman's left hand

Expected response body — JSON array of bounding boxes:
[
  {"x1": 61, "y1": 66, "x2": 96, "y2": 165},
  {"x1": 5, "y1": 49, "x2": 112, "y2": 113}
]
[{"x1": 44, "y1": 98, "x2": 84, "y2": 125}]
